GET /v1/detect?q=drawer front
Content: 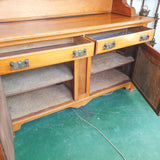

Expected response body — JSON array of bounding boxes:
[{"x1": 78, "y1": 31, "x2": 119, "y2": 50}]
[
  {"x1": 89, "y1": 28, "x2": 154, "y2": 55},
  {"x1": 0, "y1": 43, "x2": 94, "y2": 75}
]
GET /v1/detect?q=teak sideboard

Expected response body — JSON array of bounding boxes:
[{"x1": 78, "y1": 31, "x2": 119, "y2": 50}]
[{"x1": 0, "y1": 0, "x2": 160, "y2": 159}]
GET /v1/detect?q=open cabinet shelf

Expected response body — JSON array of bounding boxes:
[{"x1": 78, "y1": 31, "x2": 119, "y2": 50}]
[
  {"x1": 2, "y1": 63, "x2": 73, "y2": 97},
  {"x1": 7, "y1": 84, "x2": 73, "y2": 120},
  {"x1": 91, "y1": 52, "x2": 134, "y2": 74},
  {"x1": 90, "y1": 69, "x2": 130, "y2": 94}
]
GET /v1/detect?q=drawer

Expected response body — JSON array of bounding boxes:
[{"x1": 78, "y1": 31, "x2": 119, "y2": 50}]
[
  {"x1": 86, "y1": 27, "x2": 154, "y2": 54},
  {"x1": 0, "y1": 36, "x2": 94, "y2": 75}
]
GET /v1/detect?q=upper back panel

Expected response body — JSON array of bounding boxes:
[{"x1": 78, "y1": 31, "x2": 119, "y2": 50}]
[{"x1": 0, "y1": 0, "x2": 113, "y2": 22}]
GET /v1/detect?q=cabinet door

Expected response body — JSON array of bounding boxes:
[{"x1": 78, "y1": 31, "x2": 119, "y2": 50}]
[
  {"x1": 132, "y1": 44, "x2": 160, "y2": 115},
  {"x1": 0, "y1": 77, "x2": 15, "y2": 160}
]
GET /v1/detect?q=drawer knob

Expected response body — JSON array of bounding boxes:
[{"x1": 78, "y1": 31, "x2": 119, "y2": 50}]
[
  {"x1": 140, "y1": 34, "x2": 150, "y2": 41},
  {"x1": 10, "y1": 59, "x2": 30, "y2": 71},
  {"x1": 104, "y1": 41, "x2": 116, "y2": 50},
  {"x1": 73, "y1": 49, "x2": 87, "y2": 58}
]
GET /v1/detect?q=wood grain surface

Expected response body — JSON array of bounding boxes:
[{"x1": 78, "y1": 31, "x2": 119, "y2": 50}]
[
  {"x1": 0, "y1": 37, "x2": 94, "y2": 75},
  {"x1": 0, "y1": 0, "x2": 113, "y2": 22},
  {"x1": 112, "y1": 0, "x2": 136, "y2": 17},
  {"x1": 74, "y1": 57, "x2": 91, "y2": 100},
  {"x1": 132, "y1": 44, "x2": 160, "y2": 115},
  {"x1": 0, "y1": 77, "x2": 15, "y2": 160},
  {"x1": 0, "y1": 14, "x2": 153, "y2": 47},
  {"x1": 87, "y1": 27, "x2": 154, "y2": 54}
]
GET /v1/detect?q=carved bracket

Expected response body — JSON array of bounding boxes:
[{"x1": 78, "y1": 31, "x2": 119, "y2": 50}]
[{"x1": 112, "y1": 0, "x2": 137, "y2": 17}]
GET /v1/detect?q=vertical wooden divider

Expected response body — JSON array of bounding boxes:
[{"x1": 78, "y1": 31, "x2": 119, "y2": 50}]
[{"x1": 74, "y1": 57, "x2": 92, "y2": 101}]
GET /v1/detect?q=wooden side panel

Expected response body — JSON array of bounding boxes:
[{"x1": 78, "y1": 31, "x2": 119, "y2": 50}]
[
  {"x1": 74, "y1": 57, "x2": 91, "y2": 100},
  {"x1": 132, "y1": 44, "x2": 160, "y2": 115},
  {"x1": 0, "y1": 77, "x2": 15, "y2": 160},
  {"x1": 112, "y1": 0, "x2": 137, "y2": 17},
  {"x1": 0, "y1": 0, "x2": 112, "y2": 22},
  {"x1": 0, "y1": 143, "x2": 5, "y2": 160}
]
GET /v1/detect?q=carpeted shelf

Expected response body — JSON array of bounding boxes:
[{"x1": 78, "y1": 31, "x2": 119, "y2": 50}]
[
  {"x1": 2, "y1": 63, "x2": 73, "y2": 97},
  {"x1": 90, "y1": 69, "x2": 130, "y2": 93},
  {"x1": 7, "y1": 84, "x2": 73, "y2": 119},
  {"x1": 91, "y1": 52, "x2": 134, "y2": 74}
]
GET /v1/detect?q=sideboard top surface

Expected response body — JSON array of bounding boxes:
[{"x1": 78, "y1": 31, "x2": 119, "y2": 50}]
[{"x1": 0, "y1": 13, "x2": 153, "y2": 47}]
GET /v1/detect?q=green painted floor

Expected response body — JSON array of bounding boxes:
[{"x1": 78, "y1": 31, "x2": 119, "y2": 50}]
[{"x1": 14, "y1": 89, "x2": 160, "y2": 160}]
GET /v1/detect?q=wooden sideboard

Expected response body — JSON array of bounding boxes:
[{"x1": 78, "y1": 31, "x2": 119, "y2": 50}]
[{"x1": 0, "y1": 0, "x2": 160, "y2": 159}]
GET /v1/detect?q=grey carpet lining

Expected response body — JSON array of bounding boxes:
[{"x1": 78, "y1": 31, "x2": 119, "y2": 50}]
[
  {"x1": 91, "y1": 52, "x2": 134, "y2": 74},
  {"x1": 90, "y1": 69, "x2": 130, "y2": 93},
  {"x1": 2, "y1": 63, "x2": 73, "y2": 96},
  {"x1": 7, "y1": 84, "x2": 73, "y2": 119}
]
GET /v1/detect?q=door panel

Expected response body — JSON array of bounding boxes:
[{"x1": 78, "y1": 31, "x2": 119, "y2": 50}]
[
  {"x1": 0, "y1": 76, "x2": 15, "y2": 160},
  {"x1": 132, "y1": 43, "x2": 160, "y2": 115}
]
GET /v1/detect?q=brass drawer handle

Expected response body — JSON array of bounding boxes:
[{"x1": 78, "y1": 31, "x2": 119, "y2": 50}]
[
  {"x1": 73, "y1": 49, "x2": 87, "y2": 58},
  {"x1": 104, "y1": 41, "x2": 116, "y2": 50},
  {"x1": 10, "y1": 59, "x2": 29, "y2": 70},
  {"x1": 140, "y1": 34, "x2": 149, "y2": 41}
]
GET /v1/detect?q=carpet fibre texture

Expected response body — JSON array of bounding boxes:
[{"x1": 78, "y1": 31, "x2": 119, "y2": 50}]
[{"x1": 14, "y1": 89, "x2": 160, "y2": 160}]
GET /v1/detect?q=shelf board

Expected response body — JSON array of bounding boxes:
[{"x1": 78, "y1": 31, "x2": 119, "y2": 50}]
[
  {"x1": 2, "y1": 63, "x2": 73, "y2": 97},
  {"x1": 91, "y1": 52, "x2": 134, "y2": 74},
  {"x1": 90, "y1": 69, "x2": 130, "y2": 93},
  {"x1": 7, "y1": 84, "x2": 73, "y2": 120}
]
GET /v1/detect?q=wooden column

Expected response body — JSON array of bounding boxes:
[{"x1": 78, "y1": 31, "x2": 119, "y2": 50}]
[{"x1": 74, "y1": 57, "x2": 91, "y2": 101}]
